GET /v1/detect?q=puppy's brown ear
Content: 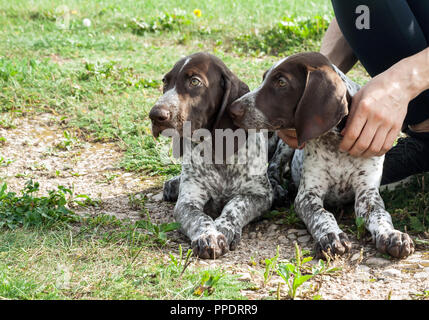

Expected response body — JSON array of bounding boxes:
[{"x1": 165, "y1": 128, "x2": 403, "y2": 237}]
[
  {"x1": 294, "y1": 65, "x2": 348, "y2": 146},
  {"x1": 213, "y1": 69, "x2": 249, "y2": 130}
]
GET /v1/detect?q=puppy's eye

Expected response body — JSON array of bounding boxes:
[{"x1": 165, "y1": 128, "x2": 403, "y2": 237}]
[
  {"x1": 278, "y1": 77, "x2": 287, "y2": 87},
  {"x1": 161, "y1": 78, "x2": 167, "y2": 92},
  {"x1": 190, "y1": 77, "x2": 202, "y2": 87}
]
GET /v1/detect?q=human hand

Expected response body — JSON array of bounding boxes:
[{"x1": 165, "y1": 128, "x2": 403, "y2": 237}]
[
  {"x1": 339, "y1": 69, "x2": 410, "y2": 158},
  {"x1": 277, "y1": 129, "x2": 305, "y2": 149}
]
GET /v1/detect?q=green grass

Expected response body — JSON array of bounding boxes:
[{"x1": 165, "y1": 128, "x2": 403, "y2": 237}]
[
  {"x1": 0, "y1": 226, "x2": 249, "y2": 299},
  {"x1": 0, "y1": 0, "x2": 334, "y2": 175},
  {"x1": 0, "y1": 180, "x2": 79, "y2": 229},
  {"x1": 0, "y1": 181, "x2": 246, "y2": 299}
]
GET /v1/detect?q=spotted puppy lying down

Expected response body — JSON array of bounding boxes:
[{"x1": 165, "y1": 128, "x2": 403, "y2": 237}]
[
  {"x1": 149, "y1": 52, "x2": 287, "y2": 259},
  {"x1": 229, "y1": 52, "x2": 414, "y2": 258}
]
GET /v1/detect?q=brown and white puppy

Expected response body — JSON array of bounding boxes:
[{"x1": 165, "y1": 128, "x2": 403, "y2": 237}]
[
  {"x1": 149, "y1": 52, "x2": 287, "y2": 259},
  {"x1": 229, "y1": 52, "x2": 349, "y2": 145},
  {"x1": 150, "y1": 52, "x2": 248, "y2": 139},
  {"x1": 229, "y1": 52, "x2": 414, "y2": 259}
]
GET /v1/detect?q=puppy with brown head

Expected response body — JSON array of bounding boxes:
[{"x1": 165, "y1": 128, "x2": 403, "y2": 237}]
[
  {"x1": 229, "y1": 52, "x2": 414, "y2": 259},
  {"x1": 148, "y1": 52, "x2": 287, "y2": 259},
  {"x1": 150, "y1": 52, "x2": 249, "y2": 138},
  {"x1": 229, "y1": 52, "x2": 350, "y2": 146}
]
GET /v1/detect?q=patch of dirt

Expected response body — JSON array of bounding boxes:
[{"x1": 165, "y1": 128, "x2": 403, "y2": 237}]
[
  {"x1": 0, "y1": 113, "x2": 167, "y2": 221},
  {"x1": 1, "y1": 113, "x2": 428, "y2": 300}
]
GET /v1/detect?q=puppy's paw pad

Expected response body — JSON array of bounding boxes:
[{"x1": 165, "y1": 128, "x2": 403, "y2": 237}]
[
  {"x1": 215, "y1": 225, "x2": 242, "y2": 251},
  {"x1": 316, "y1": 232, "x2": 351, "y2": 259},
  {"x1": 376, "y1": 230, "x2": 414, "y2": 258},
  {"x1": 191, "y1": 231, "x2": 228, "y2": 259}
]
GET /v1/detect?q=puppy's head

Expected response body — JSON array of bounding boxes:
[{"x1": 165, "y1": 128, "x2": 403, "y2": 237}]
[
  {"x1": 149, "y1": 52, "x2": 249, "y2": 138},
  {"x1": 229, "y1": 52, "x2": 349, "y2": 146}
]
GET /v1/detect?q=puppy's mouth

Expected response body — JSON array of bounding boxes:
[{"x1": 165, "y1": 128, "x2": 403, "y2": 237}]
[
  {"x1": 151, "y1": 122, "x2": 174, "y2": 138},
  {"x1": 151, "y1": 120, "x2": 201, "y2": 140}
]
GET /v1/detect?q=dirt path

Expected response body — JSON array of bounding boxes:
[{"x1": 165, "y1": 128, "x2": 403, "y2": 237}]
[{"x1": 1, "y1": 114, "x2": 428, "y2": 300}]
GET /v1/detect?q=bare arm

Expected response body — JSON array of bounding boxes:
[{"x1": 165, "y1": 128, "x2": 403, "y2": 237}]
[
  {"x1": 320, "y1": 18, "x2": 358, "y2": 73},
  {"x1": 279, "y1": 18, "x2": 429, "y2": 156},
  {"x1": 393, "y1": 47, "x2": 429, "y2": 100},
  {"x1": 340, "y1": 47, "x2": 429, "y2": 157},
  {"x1": 321, "y1": 19, "x2": 429, "y2": 157}
]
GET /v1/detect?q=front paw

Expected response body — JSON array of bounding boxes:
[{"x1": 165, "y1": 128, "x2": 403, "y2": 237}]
[
  {"x1": 375, "y1": 230, "x2": 414, "y2": 258},
  {"x1": 315, "y1": 232, "x2": 352, "y2": 259},
  {"x1": 215, "y1": 223, "x2": 242, "y2": 251},
  {"x1": 191, "y1": 231, "x2": 228, "y2": 259}
]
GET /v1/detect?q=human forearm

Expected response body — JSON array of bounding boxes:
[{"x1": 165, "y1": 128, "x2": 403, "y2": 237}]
[
  {"x1": 339, "y1": 47, "x2": 429, "y2": 157},
  {"x1": 320, "y1": 18, "x2": 358, "y2": 73},
  {"x1": 386, "y1": 47, "x2": 429, "y2": 101}
]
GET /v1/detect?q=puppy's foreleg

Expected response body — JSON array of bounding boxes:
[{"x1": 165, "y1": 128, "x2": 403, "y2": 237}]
[
  {"x1": 214, "y1": 194, "x2": 271, "y2": 250},
  {"x1": 354, "y1": 186, "x2": 414, "y2": 258},
  {"x1": 295, "y1": 184, "x2": 351, "y2": 258}
]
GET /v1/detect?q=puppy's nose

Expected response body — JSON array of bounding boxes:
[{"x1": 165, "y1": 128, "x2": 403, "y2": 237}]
[
  {"x1": 149, "y1": 106, "x2": 170, "y2": 123},
  {"x1": 228, "y1": 102, "x2": 245, "y2": 120}
]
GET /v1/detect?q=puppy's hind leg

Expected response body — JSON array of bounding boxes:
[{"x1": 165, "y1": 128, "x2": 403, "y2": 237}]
[{"x1": 267, "y1": 139, "x2": 295, "y2": 208}]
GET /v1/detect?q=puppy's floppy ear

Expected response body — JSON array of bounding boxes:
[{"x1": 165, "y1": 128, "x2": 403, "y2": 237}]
[
  {"x1": 213, "y1": 67, "x2": 249, "y2": 130},
  {"x1": 294, "y1": 64, "x2": 349, "y2": 146}
]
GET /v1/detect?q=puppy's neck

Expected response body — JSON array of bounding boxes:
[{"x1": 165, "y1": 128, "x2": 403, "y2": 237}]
[{"x1": 335, "y1": 115, "x2": 348, "y2": 133}]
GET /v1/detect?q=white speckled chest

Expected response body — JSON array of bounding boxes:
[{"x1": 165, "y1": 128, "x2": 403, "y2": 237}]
[
  {"x1": 291, "y1": 130, "x2": 385, "y2": 206},
  {"x1": 180, "y1": 131, "x2": 272, "y2": 200}
]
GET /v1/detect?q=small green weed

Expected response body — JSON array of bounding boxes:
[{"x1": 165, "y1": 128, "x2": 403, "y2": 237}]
[
  {"x1": 83, "y1": 213, "x2": 123, "y2": 228},
  {"x1": 169, "y1": 244, "x2": 193, "y2": 277},
  {"x1": 0, "y1": 117, "x2": 16, "y2": 129},
  {"x1": 79, "y1": 60, "x2": 160, "y2": 88},
  {"x1": 355, "y1": 216, "x2": 366, "y2": 240},
  {"x1": 130, "y1": 10, "x2": 192, "y2": 34},
  {"x1": 128, "y1": 193, "x2": 146, "y2": 211},
  {"x1": 134, "y1": 213, "x2": 180, "y2": 245},
  {"x1": 276, "y1": 242, "x2": 340, "y2": 299},
  {"x1": 411, "y1": 290, "x2": 429, "y2": 300},
  {"x1": 0, "y1": 156, "x2": 13, "y2": 167},
  {"x1": 193, "y1": 269, "x2": 224, "y2": 297},
  {"x1": 0, "y1": 180, "x2": 80, "y2": 229},
  {"x1": 264, "y1": 205, "x2": 304, "y2": 228},
  {"x1": 233, "y1": 15, "x2": 331, "y2": 56},
  {"x1": 96, "y1": 172, "x2": 119, "y2": 184},
  {"x1": 263, "y1": 245, "x2": 279, "y2": 286},
  {"x1": 54, "y1": 130, "x2": 80, "y2": 151}
]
